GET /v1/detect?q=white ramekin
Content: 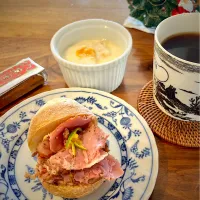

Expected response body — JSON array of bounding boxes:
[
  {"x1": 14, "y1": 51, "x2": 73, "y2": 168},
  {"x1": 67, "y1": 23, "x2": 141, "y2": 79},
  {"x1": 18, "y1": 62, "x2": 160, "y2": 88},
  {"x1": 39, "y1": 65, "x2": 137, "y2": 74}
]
[{"x1": 50, "y1": 19, "x2": 132, "y2": 92}]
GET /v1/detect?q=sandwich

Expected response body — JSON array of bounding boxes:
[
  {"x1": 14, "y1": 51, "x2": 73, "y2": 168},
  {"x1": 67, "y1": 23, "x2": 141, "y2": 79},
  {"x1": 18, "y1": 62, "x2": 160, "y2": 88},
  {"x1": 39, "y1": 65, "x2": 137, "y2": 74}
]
[{"x1": 27, "y1": 98, "x2": 124, "y2": 198}]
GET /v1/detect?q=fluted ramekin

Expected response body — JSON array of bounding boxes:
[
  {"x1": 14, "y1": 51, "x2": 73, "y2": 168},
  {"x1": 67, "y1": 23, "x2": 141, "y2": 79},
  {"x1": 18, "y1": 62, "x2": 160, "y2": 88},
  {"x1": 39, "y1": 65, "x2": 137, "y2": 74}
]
[{"x1": 50, "y1": 19, "x2": 132, "y2": 92}]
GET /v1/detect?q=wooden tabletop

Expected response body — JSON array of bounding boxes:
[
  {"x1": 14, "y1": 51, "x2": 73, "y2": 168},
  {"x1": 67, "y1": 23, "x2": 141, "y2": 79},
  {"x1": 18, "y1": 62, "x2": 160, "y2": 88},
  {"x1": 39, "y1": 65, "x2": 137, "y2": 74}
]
[{"x1": 0, "y1": 1, "x2": 199, "y2": 200}]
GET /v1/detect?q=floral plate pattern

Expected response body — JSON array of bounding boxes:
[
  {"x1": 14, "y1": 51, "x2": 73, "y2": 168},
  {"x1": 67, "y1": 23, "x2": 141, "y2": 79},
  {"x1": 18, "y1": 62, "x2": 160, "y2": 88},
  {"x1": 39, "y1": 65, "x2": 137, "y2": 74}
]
[{"x1": 0, "y1": 88, "x2": 158, "y2": 200}]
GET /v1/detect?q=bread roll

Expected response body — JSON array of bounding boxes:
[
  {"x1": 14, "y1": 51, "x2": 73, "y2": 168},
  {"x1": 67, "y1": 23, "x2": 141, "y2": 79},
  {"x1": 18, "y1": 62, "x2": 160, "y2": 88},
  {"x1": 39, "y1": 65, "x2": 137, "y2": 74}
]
[{"x1": 42, "y1": 179, "x2": 104, "y2": 198}]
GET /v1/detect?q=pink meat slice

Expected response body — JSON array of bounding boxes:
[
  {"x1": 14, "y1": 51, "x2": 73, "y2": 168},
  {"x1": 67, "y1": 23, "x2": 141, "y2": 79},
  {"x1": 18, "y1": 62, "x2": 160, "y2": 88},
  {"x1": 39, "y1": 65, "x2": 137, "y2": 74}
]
[
  {"x1": 37, "y1": 115, "x2": 93, "y2": 154},
  {"x1": 50, "y1": 115, "x2": 93, "y2": 152},
  {"x1": 37, "y1": 155, "x2": 124, "y2": 184},
  {"x1": 81, "y1": 122, "x2": 109, "y2": 162},
  {"x1": 48, "y1": 123, "x2": 109, "y2": 170},
  {"x1": 73, "y1": 155, "x2": 124, "y2": 183}
]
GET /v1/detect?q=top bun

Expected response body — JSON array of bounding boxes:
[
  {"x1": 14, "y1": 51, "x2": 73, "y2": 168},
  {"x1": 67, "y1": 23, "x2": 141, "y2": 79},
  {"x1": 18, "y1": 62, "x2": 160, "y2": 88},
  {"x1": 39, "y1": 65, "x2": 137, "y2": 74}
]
[{"x1": 27, "y1": 98, "x2": 94, "y2": 153}]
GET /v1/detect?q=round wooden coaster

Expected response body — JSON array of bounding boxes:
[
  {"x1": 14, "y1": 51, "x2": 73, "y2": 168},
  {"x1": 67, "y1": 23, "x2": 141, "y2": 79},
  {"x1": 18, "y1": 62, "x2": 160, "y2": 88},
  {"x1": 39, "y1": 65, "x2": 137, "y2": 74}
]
[{"x1": 137, "y1": 80, "x2": 200, "y2": 148}]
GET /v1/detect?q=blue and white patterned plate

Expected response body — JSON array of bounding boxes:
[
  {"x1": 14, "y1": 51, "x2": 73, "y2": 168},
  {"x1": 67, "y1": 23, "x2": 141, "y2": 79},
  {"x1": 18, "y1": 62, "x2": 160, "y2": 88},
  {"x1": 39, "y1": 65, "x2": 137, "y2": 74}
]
[{"x1": 0, "y1": 88, "x2": 158, "y2": 200}]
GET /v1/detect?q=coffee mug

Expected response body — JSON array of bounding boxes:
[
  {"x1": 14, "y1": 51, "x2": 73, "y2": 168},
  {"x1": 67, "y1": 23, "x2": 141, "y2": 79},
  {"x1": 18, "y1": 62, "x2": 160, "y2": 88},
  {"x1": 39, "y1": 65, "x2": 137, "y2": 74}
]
[{"x1": 153, "y1": 13, "x2": 200, "y2": 122}]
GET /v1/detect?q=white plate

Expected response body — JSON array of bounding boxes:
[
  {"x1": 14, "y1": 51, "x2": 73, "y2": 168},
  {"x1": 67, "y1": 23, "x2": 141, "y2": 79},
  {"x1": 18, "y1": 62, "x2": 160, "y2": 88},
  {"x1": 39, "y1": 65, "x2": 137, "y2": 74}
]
[{"x1": 0, "y1": 88, "x2": 158, "y2": 200}]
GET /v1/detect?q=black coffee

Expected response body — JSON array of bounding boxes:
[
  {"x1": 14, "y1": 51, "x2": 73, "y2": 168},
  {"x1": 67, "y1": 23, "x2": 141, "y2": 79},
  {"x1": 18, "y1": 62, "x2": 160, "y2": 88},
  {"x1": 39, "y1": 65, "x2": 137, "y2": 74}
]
[{"x1": 162, "y1": 33, "x2": 200, "y2": 63}]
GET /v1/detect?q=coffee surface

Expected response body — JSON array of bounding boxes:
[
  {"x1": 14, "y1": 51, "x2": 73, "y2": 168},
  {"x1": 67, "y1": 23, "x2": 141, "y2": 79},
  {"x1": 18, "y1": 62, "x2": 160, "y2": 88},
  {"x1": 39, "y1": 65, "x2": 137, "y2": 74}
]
[{"x1": 162, "y1": 33, "x2": 200, "y2": 63}]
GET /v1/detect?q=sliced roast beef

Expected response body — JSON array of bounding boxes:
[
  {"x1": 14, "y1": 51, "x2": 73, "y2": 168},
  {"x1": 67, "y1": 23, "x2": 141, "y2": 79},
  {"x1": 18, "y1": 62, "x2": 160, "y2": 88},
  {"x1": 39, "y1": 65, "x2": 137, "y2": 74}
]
[
  {"x1": 37, "y1": 155, "x2": 124, "y2": 184},
  {"x1": 35, "y1": 115, "x2": 124, "y2": 186},
  {"x1": 73, "y1": 155, "x2": 124, "y2": 183},
  {"x1": 49, "y1": 123, "x2": 109, "y2": 170},
  {"x1": 37, "y1": 115, "x2": 93, "y2": 155}
]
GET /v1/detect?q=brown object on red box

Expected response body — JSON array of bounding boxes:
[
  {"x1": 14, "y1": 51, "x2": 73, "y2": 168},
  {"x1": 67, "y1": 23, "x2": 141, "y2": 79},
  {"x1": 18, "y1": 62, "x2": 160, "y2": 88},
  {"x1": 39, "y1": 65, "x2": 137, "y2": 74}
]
[{"x1": 0, "y1": 58, "x2": 47, "y2": 109}]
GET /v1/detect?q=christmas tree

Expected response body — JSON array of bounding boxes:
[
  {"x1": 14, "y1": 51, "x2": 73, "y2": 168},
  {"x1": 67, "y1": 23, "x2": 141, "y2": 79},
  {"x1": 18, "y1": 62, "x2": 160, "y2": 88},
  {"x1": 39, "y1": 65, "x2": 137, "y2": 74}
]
[{"x1": 127, "y1": 0, "x2": 199, "y2": 27}]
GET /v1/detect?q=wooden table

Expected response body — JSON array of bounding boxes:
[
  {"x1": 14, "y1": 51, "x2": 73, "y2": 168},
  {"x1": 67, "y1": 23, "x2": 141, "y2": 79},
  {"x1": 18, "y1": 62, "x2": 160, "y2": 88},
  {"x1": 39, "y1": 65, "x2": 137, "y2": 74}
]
[{"x1": 0, "y1": 1, "x2": 199, "y2": 199}]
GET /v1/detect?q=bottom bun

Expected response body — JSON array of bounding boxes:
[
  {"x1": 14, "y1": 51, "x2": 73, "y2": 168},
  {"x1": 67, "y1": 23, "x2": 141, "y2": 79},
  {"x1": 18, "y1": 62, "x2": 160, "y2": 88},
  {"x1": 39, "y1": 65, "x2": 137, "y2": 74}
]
[{"x1": 41, "y1": 179, "x2": 104, "y2": 198}]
